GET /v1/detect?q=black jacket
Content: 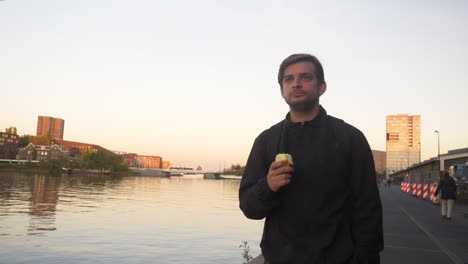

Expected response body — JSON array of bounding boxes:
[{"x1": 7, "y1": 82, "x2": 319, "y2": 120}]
[
  {"x1": 435, "y1": 175, "x2": 457, "y2": 200},
  {"x1": 239, "y1": 107, "x2": 383, "y2": 264}
]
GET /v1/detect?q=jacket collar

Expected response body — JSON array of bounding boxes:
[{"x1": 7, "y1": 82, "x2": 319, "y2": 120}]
[{"x1": 284, "y1": 105, "x2": 327, "y2": 128}]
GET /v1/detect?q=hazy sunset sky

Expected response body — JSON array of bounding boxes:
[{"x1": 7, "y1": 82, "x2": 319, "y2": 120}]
[{"x1": 1, "y1": 0, "x2": 467, "y2": 171}]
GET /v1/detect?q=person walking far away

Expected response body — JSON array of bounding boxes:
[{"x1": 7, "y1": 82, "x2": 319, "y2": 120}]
[
  {"x1": 434, "y1": 171, "x2": 457, "y2": 220},
  {"x1": 239, "y1": 53, "x2": 384, "y2": 264}
]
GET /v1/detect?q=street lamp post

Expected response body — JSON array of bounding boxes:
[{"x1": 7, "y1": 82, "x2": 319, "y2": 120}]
[
  {"x1": 418, "y1": 142, "x2": 421, "y2": 163},
  {"x1": 434, "y1": 130, "x2": 441, "y2": 173}
]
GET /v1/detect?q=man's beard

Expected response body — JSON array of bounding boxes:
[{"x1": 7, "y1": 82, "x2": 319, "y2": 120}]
[{"x1": 286, "y1": 97, "x2": 319, "y2": 113}]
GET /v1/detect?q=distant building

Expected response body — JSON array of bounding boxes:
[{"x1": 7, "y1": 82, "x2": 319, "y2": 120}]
[
  {"x1": 386, "y1": 114, "x2": 421, "y2": 174},
  {"x1": 0, "y1": 129, "x2": 19, "y2": 159},
  {"x1": 122, "y1": 153, "x2": 138, "y2": 166},
  {"x1": 162, "y1": 160, "x2": 171, "y2": 169},
  {"x1": 17, "y1": 143, "x2": 68, "y2": 161},
  {"x1": 52, "y1": 138, "x2": 113, "y2": 158},
  {"x1": 122, "y1": 153, "x2": 162, "y2": 168},
  {"x1": 390, "y1": 147, "x2": 468, "y2": 183},
  {"x1": 36, "y1": 116, "x2": 65, "y2": 140},
  {"x1": 371, "y1": 150, "x2": 386, "y2": 175}
]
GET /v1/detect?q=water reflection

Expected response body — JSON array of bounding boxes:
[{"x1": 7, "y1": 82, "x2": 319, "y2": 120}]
[
  {"x1": 28, "y1": 174, "x2": 60, "y2": 235},
  {"x1": 0, "y1": 171, "x2": 263, "y2": 264},
  {"x1": 0, "y1": 172, "x2": 128, "y2": 236}
]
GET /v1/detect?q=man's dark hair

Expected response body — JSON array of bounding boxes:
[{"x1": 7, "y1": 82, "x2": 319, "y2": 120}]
[{"x1": 277, "y1": 53, "x2": 325, "y2": 88}]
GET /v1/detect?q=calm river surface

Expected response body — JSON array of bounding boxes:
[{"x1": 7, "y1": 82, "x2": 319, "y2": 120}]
[{"x1": 0, "y1": 171, "x2": 263, "y2": 264}]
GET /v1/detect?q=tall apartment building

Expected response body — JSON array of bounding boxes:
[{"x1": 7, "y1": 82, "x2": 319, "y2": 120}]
[
  {"x1": 386, "y1": 114, "x2": 421, "y2": 174},
  {"x1": 36, "y1": 116, "x2": 65, "y2": 140}
]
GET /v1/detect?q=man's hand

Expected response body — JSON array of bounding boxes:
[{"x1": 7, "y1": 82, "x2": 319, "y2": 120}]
[{"x1": 267, "y1": 161, "x2": 294, "y2": 192}]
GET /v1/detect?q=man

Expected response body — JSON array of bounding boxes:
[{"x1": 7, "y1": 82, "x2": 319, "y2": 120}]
[
  {"x1": 239, "y1": 54, "x2": 383, "y2": 264},
  {"x1": 434, "y1": 171, "x2": 457, "y2": 220}
]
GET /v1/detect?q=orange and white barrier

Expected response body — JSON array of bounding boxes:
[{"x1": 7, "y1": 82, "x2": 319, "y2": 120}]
[
  {"x1": 417, "y1": 183, "x2": 422, "y2": 197},
  {"x1": 412, "y1": 183, "x2": 417, "y2": 196},
  {"x1": 430, "y1": 183, "x2": 440, "y2": 204},
  {"x1": 423, "y1": 184, "x2": 429, "y2": 200}
]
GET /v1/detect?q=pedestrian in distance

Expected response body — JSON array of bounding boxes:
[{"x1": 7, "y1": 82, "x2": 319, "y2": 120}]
[
  {"x1": 434, "y1": 171, "x2": 457, "y2": 220},
  {"x1": 239, "y1": 53, "x2": 384, "y2": 264}
]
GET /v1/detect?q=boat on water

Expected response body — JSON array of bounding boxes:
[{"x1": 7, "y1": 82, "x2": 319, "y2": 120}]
[
  {"x1": 165, "y1": 166, "x2": 204, "y2": 177},
  {"x1": 129, "y1": 167, "x2": 170, "y2": 177},
  {"x1": 204, "y1": 172, "x2": 222, "y2": 179},
  {"x1": 219, "y1": 174, "x2": 242, "y2": 180},
  {"x1": 203, "y1": 173, "x2": 242, "y2": 180}
]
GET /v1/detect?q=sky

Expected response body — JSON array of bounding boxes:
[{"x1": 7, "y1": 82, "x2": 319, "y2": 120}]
[{"x1": 1, "y1": 0, "x2": 467, "y2": 172}]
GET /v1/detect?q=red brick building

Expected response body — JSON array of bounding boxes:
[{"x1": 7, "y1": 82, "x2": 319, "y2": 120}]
[
  {"x1": 52, "y1": 139, "x2": 113, "y2": 158},
  {"x1": 122, "y1": 153, "x2": 162, "y2": 168},
  {"x1": 37, "y1": 116, "x2": 65, "y2": 140}
]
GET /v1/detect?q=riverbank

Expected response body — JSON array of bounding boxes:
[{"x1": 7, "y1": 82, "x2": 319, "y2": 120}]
[
  {"x1": 0, "y1": 164, "x2": 47, "y2": 173},
  {"x1": 0, "y1": 165, "x2": 140, "y2": 177}
]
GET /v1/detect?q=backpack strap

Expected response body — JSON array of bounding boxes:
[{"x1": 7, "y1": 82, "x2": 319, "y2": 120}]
[
  {"x1": 327, "y1": 115, "x2": 351, "y2": 162},
  {"x1": 265, "y1": 120, "x2": 287, "y2": 159}
]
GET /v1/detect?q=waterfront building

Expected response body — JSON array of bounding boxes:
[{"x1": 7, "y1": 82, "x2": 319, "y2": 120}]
[
  {"x1": 0, "y1": 129, "x2": 19, "y2": 159},
  {"x1": 386, "y1": 114, "x2": 421, "y2": 174},
  {"x1": 122, "y1": 153, "x2": 137, "y2": 167},
  {"x1": 162, "y1": 160, "x2": 171, "y2": 169},
  {"x1": 17, "y1": 143, "x2": 68, "y2": 161},
  {"x1": 122, "y1": 153, "x2": 162, "y2": 168},
  {"x1": 371, "y1": 150, "x2": 386, "y2": 175},
  {"x1": 36, "y1": 116, "x2": 65, "y2": 140},
  {"x1": 52, "y1": 138, "x2": 114, "y2": 158}
]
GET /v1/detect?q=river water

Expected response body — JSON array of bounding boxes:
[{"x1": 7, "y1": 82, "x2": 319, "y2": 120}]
[{"x1": 0, "y1": 171, "x2": 263, "y2": 264}]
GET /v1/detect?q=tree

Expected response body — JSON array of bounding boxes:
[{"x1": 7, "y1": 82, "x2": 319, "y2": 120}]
[
  {"x1": 30, "y1": 135, "x2": 51, "y2": 145},
  {"x1": 79, "y1": 150, "x2": 128, "y2": 172},
  {"x1": 19, "y1": 135, "x2": 31, "y2": 148},
  {"x1": 47, "y1": 154, "x2": 69, "y2": 175},
  {"x1": 5, "y1": 127, "x2": 17, "y2": 134},
  {"x1": 223, "y1": 164, "x2": 246, "y2": 176}
]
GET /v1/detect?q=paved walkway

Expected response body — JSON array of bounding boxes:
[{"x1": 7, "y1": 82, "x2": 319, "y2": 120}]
[{"x1": 250, "y1": 185, "x2": 468, "y2": 264}]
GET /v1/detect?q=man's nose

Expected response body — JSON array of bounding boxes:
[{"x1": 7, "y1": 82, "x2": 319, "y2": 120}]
[{"x1": 292, "y1": 77, "x2": 302, "y2": 88}]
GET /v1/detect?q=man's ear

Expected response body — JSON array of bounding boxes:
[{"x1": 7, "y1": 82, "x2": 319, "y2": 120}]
[{"x1": 319, "y1": 82, "x2": 327, "y2": 96}]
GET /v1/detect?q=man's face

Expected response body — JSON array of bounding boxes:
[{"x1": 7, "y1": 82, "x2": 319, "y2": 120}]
[{"x1": 281, "y1": 61, "x2": 326, "y2": 111}]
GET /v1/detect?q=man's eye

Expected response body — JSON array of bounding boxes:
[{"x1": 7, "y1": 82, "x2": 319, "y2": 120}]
[
  {"x1": 301, "y1": 75, "x2": 313, "y2": 81},
  {"x1": 284, "y1": 77, "x2": 293, "y2": 83}
]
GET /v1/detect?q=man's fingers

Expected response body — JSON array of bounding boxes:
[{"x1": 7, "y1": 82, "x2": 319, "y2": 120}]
[
  {"x1": 268, "y1": 162, "x2": 293, "y2": 192},
  {"x1": 271, "y1": 174, "x2": 292, "y2": 188},
  {"x1": 270, "y1": 161, "x2": 285, "y2": 170},
  {"x1": 279, "y1": 178, "x2": 291, "y2": 186},
  {"x1": 270, "y1": 162, "x2": 294, "y2": 175}
]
